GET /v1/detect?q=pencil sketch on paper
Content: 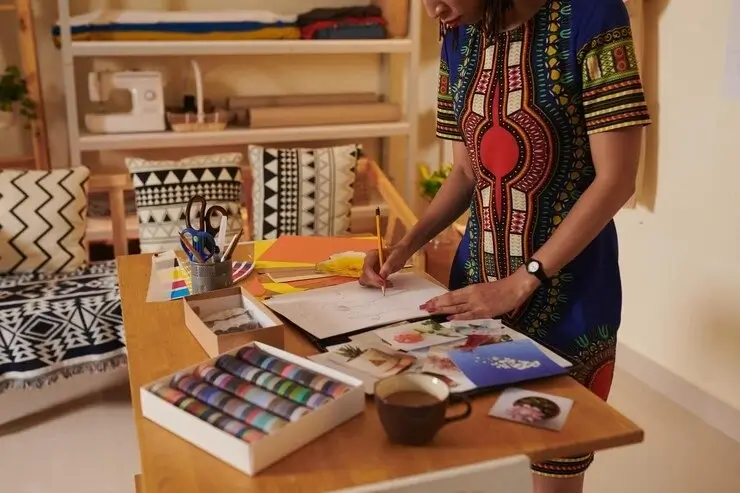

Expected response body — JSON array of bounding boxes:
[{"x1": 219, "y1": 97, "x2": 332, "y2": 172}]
[{"x1": 264, "y1": 272, "x2": 448, "y2": 339}]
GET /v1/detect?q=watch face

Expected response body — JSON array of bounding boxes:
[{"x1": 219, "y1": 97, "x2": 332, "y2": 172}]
[{"x1": 527, "y1": 261, "x2": 539, "y2": 274}]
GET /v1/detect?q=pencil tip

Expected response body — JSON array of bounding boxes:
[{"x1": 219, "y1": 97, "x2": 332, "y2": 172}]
[{"x1": 375, "y1": 207, "x2": 381, "y2": 216}]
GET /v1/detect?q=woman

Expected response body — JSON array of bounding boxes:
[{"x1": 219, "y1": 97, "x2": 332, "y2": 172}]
[{"x1": 360, "y1": 0, "x2": 649, "y2": 491}]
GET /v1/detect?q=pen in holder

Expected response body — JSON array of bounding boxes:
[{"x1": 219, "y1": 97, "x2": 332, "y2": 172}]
[{"x1": 189, "y1": 258, "x2": 233, "y2": 295}]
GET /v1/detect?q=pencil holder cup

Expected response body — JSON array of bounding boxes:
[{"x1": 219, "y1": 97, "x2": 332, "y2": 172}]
[{"x1": 189, "y1": 259, "x2": 233, "y2": 295}]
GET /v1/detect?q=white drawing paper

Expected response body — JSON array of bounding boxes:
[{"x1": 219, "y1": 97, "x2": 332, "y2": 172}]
[{"x1": 264, "y1": 272, "x2": 448, "y2": 340}]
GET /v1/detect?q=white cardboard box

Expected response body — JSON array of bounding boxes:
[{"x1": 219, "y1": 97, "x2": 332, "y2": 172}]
[{"x1": 140, "y1": 342, "x2": 365, "y2": 476}]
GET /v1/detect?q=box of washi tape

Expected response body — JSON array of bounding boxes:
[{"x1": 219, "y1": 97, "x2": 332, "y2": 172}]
[
  {"x1": 140, "y1": 342, "x2": 365, "y2": 476},
  {"x1": 184, "y1": 286, "x2": 285, "y2": 357}
]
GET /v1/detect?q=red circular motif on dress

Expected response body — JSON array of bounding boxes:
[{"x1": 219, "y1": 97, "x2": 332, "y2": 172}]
[
  {"x1": 480, "y1": 124, "x2": 519, "y2": 218},
  {"x1": 589, "y1": 360, "x2": 616, "y2": 401}
]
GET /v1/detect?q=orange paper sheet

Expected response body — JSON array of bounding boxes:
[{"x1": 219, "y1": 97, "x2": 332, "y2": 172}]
[{"x1": 257, "y1": 236, "x2": 378, "y2": 264}]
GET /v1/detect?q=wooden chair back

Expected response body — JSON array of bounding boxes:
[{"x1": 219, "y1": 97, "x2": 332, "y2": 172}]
[{"x1": 328, "y1": 455, "x2": 533, "y2": 493}]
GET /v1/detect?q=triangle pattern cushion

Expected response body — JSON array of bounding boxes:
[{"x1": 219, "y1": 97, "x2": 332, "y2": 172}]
[
  {"x1": 247, "y1": 144, "x2": 359, "y2": 240},
  {"x1": 125, "y1": 153, "x2": 244, "y2": 254}
]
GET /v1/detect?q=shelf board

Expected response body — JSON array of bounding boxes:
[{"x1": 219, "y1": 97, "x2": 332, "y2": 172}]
[
  {"x1": 70, "y1": 38, "x2": 413, "y2": 57},
  {"x1": 78, "y1": 121, "x2": 410, "y2": 151}
]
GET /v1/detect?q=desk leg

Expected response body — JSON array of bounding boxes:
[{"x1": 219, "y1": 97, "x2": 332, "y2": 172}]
[{"x1": 134, "y1": 474, "x2": 144, "y2": 493}]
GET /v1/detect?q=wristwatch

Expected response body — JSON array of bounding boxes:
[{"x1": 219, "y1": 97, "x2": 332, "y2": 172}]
[{"x1": 525, "y1": 258, "x2": 550, "y2": 285}]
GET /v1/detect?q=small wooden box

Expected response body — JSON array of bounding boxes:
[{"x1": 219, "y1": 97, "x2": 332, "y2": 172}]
[{"x1": 183, "y1": 287, "x2": 284, "y2": 357}]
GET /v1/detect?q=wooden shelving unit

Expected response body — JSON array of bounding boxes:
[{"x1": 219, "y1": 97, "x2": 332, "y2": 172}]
[
  {"x1": 56, "y1": 0, "x2": 422, "y2": 201},
  {"x1": 0, "y1": 0, "x2": 50, "y2": 170}
]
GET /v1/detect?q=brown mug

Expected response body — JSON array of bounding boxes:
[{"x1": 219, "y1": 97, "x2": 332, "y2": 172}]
[{"x1": 374, "y1": 373, "x2": 472, "y2": 446}]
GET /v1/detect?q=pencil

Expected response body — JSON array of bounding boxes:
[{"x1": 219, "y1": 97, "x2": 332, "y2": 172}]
[
  {"x1": 179, "y1": 231, "x2": 205, "y2": 264},
  {"x1": 221, "y1": 229, "x2": 243, "y2": 262},
  {"x1": 375, "y1": 207, "x2": 385, "y2": 296}
]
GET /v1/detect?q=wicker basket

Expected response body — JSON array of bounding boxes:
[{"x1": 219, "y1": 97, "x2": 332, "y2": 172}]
[
  {"x1": 167, "y1": 109, "x2": 229, "y2": 132},
  {"x1": 167, "y1": 60, "x2": 229, "y2": 133}
]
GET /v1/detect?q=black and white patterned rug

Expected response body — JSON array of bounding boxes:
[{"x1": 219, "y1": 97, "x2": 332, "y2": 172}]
[{"x1": 0, "y1": 261, "x2": 126, "y2": 394}]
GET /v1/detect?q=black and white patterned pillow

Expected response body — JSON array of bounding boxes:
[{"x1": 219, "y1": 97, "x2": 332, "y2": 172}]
[
  {"x1": 0, "y1": 167, "x2": 90, "y2": 274},
  {"x1": 248, "y1": 144, "x2": 359, "y2": 240},
  {"x1": 125, "y1": 153, "x2": 244, "y2": 253}
]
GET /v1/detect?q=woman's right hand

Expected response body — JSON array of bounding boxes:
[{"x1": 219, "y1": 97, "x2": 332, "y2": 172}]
[{"x1": 359, "y1": 244, "x2": 413, "y2": 289}]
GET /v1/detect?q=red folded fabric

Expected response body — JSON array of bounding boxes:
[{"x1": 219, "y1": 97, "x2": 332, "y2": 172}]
[{"x1": 300, "y1": 16, "x2": 387, "y2": 40}]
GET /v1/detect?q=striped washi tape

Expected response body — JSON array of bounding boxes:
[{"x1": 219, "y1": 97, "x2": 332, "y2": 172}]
[
  {"x1": 171, "y1": 373, "x2": 287, "y2": 434},
  {"x1": 216, "y1": 354, "x2": 333, "y2": 409},
  {"x1": 148, "y1": 382, "x2": 265, "y2": 443},
  {"x1": 237, "y1": 346, "x2": 352, "y2": 398},
  {"x1": 195, "y1": 364, "x2": 311, "y2": 422}
]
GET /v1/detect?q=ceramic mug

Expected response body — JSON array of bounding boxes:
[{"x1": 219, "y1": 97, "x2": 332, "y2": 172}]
[{"x1": 374, "y1": 373, "x2": 472, "y2": 446}]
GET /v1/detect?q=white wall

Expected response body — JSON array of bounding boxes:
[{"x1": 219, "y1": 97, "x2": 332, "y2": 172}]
[{"x1": 616, "y1": 0, "x2": 740, "y2": 411}]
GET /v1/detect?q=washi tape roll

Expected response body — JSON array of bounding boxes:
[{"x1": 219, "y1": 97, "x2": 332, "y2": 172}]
[
  {"x1": 216, "y1": 354, "x2": 333, "y2": 409},
  {"x1": 195, "y1": 364, "x2": 311, "y2": 422},
  {"x1": 237, "y1": 346, "x2": 352, "y2": 398},
  {"x1": 148, "y1": 382, "x2": 265, "y2": 443},
  {"x1": 171, "y1": 373, "x2": 287, "y2": 434}
]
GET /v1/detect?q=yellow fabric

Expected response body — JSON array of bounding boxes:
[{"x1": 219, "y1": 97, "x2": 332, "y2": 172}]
[{"x1": 52, "y1": 26, "x2": 300, "y2": 47}]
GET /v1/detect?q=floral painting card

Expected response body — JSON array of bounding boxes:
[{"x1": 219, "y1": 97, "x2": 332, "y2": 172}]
[
  {"x1": 451, "y1": 320, "x2": 573, "y2": 369},
  {"x1": 448, "y1": 340, "x2": 567, "y2": 388},
  {"x1": 374, "y1": 319, "x2": 466, "y2": 351},
  {"x1": 489, "y1": 387, "x2": 573, "y2": 431},
  {"x1": 325, "y1": 341, "x2": 417, "y2": 379},
  {"x1": 421, "y1": 347, "x2": 476, "y2": 393}
]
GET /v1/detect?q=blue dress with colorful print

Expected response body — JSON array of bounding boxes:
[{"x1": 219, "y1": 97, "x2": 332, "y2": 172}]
[{"x1": 435, "y1": 0, "x2": 650, "y2": 403}]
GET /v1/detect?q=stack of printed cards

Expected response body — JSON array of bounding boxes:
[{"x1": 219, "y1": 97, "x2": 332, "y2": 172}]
[
  {"x1": 309, "y1": 318, "x2": 574, "y2": 395},
  {"x1": 489, "y1": 388, "x2": 574, "y2": 431}
]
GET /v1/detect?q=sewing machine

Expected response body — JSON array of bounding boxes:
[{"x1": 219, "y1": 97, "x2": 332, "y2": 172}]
[{"x1": 84, "y1": 71, "x2": 166, "y2": 134}]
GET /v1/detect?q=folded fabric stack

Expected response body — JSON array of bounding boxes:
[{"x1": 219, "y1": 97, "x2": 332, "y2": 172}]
[
  {"x1": 297, "y1": 6, "x2": 387, "y2": 40},
  {"x1": 52, "y1": 9, "x2": 300, "y2": 46}
]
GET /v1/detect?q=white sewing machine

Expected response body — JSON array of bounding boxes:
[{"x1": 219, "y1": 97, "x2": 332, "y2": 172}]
[{"x1": 84, "y1": 70, "x2": 166, "y2": 134}]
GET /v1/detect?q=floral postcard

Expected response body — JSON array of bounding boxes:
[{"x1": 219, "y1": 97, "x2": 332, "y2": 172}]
[
  {"x1": 374, "y1": 319, "x2": 466, "y2": 351},
  {"x1": 451, "y1": 319, "x2": 573, "y2": 369},
  {"x1": 421, "y1": 346, "x2": 476, "y2": 393},
  {"x1": 326, "y1": 341, "x2": 417, "y2": 379},
  {"x1": 450, "y1": 318, "x2": 508, "y2": 335},
  {"x1": 489, "y1": 387, "x2": 573, "y2": 431},
  {"x1": 448, "y1": 339, "x2": 567, "y2": 388}
]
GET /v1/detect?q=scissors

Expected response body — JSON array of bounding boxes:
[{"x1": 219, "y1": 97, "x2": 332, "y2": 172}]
[{"x1": 181, "y1": 195, "x2": 228, "y2": 262}]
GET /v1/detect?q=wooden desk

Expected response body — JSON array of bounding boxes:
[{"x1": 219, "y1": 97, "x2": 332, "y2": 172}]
[{"x1": 118, "y1": 247, "x2": 643, "y2": 493}]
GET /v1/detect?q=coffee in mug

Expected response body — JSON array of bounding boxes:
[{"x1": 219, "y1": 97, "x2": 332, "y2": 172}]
[{"x1": 374, "y1": 373, "x2": 471, "y2": 446}]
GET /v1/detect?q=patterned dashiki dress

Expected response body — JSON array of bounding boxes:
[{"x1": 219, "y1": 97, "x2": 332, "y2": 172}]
[{"x1": 436, "y1": 0, "x2": 650, "y2": 477}]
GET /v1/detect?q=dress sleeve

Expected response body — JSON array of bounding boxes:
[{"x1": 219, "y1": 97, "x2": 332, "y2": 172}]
[
  {"x1": 575, "y1": 0, "x2": 651, "y2": 134},
  {"x1": 436, "y1": 30, "x2": 463, "y2": 141}
]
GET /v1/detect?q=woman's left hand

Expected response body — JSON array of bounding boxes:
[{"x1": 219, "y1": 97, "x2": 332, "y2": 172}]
[{"x1": 420, "y1": 269, "x2": 541, "y2": 321}]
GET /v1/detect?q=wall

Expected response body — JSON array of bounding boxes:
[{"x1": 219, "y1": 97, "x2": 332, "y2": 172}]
[
  {"x1": 0, "y1": 0, "x2": 443, "y2": 175},
  {"x1": 616, "y1": 0, "x2": 740, "y2": 412}
]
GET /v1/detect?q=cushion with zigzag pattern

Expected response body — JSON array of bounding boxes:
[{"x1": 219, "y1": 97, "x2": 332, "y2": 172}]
[
  {"x1": 0, "y1": 166, "x2": 90, "y2": 274},
  {"x1": 126, "y1": 153, "x2": 244, "y2": 254},
  {"x1": 248, "y1": 144, "x2": 359, "y2": 240}
]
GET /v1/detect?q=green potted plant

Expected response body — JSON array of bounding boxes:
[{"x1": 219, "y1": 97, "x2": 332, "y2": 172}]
[
  {"x1": 418, "y1": 163, "x2": 456, "y2": 247},
  {"x1": 419, "y1": 162, "x2": 452, "y2": 203},
  {"x1": 0, "y1": 65, "x2": 37, "y2": 129}
]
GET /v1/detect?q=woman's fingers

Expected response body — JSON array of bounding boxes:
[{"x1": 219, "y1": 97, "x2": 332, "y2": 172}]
[{"x1": 359, "y1": 251, "x2": 385, "y2": 288}]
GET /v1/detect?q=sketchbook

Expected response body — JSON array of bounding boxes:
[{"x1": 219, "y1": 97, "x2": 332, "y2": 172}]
[{"x1": 264, "y1": 272, "x2": 448, "y2": 340}]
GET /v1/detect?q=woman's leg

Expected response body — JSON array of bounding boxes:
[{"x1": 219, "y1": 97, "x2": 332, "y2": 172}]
[{"x1": 529, "y1": 334, "x2": 617, "y2": 493}]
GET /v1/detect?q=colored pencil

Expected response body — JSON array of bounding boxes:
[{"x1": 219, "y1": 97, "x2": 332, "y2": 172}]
[{"x1": 375, "y1": 207, "x2": 385, "y2": 296}]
